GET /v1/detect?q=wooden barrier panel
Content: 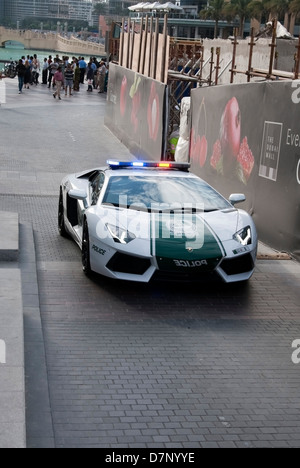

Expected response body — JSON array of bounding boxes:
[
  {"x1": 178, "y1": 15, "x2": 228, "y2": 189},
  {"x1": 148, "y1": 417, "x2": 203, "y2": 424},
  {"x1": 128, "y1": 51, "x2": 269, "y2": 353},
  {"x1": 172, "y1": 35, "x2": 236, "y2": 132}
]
[
  {"x1": 105, "y1": 63, "x2": 167, "y2": 161},
  {"x1": 190, "y1": 81, "x2": 300, "y2": 260},
  {"x1": 118, "y1": 16, "x2": 169, "y2": 84}
]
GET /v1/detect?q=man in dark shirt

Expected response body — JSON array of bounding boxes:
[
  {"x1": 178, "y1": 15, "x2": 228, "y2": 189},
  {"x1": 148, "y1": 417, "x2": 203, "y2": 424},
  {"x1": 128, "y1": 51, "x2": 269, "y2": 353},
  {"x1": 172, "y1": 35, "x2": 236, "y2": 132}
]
[{"x1": 16, "y1": 59, "x2": 26, "y2": 94}]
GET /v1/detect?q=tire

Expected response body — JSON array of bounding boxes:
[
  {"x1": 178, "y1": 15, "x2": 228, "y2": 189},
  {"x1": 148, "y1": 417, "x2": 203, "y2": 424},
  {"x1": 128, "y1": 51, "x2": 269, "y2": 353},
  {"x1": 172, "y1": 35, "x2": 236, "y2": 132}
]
[
  {"x1": 82, "y1": 219, "x2": 92, "y2": 276},
  {"x1": 58, "y1": 189, "x2": 68, "y2": 237}
]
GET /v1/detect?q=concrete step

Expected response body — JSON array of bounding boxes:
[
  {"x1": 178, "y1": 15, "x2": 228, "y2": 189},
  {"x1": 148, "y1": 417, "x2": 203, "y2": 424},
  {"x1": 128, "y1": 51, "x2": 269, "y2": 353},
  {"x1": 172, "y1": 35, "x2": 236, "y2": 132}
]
[
  {"x1": 0, "y1": 268, "x2": 26, "y2": 448},
  {"x1": 0, "y1": 212, "x2": 19, "y2": 262}
]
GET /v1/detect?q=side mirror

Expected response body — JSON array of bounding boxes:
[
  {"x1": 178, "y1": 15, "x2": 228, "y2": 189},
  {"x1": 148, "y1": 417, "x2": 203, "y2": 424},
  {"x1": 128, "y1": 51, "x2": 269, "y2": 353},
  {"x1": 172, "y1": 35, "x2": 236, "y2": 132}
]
[
  {"x1": 69, "y1": 189, "x2": 88, "y2": 208},
  {"x1": 69, "y1": 189, "x2": 87, "y2": 201},
  {"x1": 229, "y1": 194, "x2": 246, "y2": 206}
]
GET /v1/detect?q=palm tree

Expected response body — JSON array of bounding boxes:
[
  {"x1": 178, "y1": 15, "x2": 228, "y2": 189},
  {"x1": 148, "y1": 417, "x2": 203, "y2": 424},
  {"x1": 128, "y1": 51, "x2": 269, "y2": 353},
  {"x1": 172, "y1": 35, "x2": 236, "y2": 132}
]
[
  {"x1": 248, "y1": 0, "x2": 272, "y2": 23},
  {"x1": 247, "y1": 0, "x2": 275, "y2": 30},
  {"x1": 289, "y1": 0, "x2": 300, "y2": 33},
  {"x1": 224, "y1": 0, "x2": 252, "y2": 37},
  {"x1": 200, "y1": 0, "x2": 226, "y2": 39},
  {"x1": 267, "y1": 0, "x2": 290, "y2": 19},
  {"x1": 290, "y1": 0, "x2": 300, "y2": 17}
]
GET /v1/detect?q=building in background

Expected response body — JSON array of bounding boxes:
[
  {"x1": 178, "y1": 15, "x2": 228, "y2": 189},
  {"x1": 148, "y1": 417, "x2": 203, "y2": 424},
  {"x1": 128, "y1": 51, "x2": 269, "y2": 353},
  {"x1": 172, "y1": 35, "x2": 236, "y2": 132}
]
[
  {"x1": 178, "y1": 0, "x2": 208, "y2": 13},
  {"x1": 0, "y1": 0, "x2": 98, "y2": 27}
]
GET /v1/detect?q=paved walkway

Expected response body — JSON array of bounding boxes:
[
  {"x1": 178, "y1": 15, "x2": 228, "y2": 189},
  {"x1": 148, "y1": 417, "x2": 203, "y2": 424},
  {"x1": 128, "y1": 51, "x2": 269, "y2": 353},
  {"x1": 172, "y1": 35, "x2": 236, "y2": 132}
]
[
  {"x1": 1, "y1": 77, "x2": 300, "y2": 448},
  {"x1": 0, "y1": 212, "x2": 25, "y2": 448}
]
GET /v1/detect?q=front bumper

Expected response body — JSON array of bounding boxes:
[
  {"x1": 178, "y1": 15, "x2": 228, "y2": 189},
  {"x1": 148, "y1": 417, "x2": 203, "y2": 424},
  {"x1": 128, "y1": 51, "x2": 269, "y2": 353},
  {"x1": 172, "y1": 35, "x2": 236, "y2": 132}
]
[{"x1": 93, "y1": 247, "x2": 256, "y2": 283}]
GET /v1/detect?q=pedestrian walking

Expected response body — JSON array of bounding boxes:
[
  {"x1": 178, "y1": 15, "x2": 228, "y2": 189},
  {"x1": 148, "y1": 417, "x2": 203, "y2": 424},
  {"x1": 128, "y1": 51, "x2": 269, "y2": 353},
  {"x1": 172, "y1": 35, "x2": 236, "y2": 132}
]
[
  {"x1": 73, "y1": 61, "x2": 80, "y2": 92},
  {"x1": 32, "y1": 54, "x2": 40, "y2": 85},
  {"x1": 97, "y1": 61, "x2": 106, "y2": 94},
  {"x1": 16, "y1": 59, "x2": 26, "y2": 94},
  {"x1": 78, "y1": 57, "x2": 87, "y2": 84},
  {"x1": 48, "y1": 58, "x2": 59, "y2": 89},
  {"x1": 24, "y1": 60, "x2": 31, "y2": 89},
  {"x1": 42, "y1": 58, "x2": 49, "y2": 85},
  {"x1": 53, "y1": 67, "x2": 63, "y2": 100},
  {"x1": 86, "y1": 63, "x2": 94, "y2": 93},
  {"x1": 64, "y1": 64, "x2": 74, "y2": 96}
]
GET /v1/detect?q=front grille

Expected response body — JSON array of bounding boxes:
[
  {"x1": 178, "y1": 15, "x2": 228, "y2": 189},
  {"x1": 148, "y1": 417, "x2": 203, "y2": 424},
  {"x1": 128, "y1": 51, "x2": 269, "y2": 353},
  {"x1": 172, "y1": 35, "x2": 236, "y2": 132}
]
[
  {"x1": 220, "y1": 253, "x2": 254, "y2": 276},
  {"x1": 152, "y1": 270, "x2": 221, "y2": 283},
  {"x1": 106, "y1": 253, "x2": 151, "y2": 275}
]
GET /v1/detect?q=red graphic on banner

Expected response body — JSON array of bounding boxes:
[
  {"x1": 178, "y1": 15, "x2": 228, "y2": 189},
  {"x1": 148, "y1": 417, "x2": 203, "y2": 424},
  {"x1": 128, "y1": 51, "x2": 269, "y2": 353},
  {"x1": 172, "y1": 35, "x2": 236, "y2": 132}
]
[
  {"x1": 190, "y1": 129, "x2": 207, "y2": 168},
  {"x1": 220, "y1": 97, "x2": 241, "y2": 165},
  {"x1": 148, "y1": 83, "x2": 160, "y2": 141},
  {"x1": 208, "y1": 97, "x2": 255, "y2": 184},
  {"x1": 237, "y1": 137, "x2": 255, "y2": 181}
]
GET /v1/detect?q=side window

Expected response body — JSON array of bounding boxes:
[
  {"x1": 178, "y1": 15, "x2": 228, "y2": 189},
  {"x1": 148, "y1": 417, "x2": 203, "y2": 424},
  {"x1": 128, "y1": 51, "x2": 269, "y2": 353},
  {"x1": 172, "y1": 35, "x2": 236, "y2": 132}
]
[{"x1": 91, "y1": 172, "x2": 105, "y2": 205}]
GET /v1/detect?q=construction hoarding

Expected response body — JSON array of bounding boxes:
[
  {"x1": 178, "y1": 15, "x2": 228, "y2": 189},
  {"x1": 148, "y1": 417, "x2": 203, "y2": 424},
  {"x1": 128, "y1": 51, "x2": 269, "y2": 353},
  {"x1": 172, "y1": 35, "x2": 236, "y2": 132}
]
[
  {"x1": 105, "y1": 63, "x2": 167, "y2": 161},
  {"x1": 190, "y1": 81, "x2": 300, "y2": 260}
]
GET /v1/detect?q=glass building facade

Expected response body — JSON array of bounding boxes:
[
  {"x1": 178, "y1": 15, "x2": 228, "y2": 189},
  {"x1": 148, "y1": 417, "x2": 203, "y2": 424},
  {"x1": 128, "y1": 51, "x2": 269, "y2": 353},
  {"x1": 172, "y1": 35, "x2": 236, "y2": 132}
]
[
  {"x1": 178, "y1": 0, "x2": 208, "y2": 12},
  {"x1": 0, "y1": 0, "x2": 95, "y2": 24}
]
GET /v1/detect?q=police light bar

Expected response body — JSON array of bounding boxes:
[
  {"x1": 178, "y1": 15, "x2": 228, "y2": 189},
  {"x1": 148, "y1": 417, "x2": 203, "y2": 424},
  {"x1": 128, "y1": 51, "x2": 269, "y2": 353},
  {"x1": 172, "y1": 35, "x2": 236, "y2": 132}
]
[{"x1": 107, "y1": 160, "x2": 190, "y2": 171}]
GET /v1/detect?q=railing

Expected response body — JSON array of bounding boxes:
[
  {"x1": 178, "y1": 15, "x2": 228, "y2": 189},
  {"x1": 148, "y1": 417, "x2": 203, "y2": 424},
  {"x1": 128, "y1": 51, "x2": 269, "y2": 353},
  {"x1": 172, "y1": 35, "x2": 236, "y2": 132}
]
[{"x1": 58, "y1": 35, "x2": 105, "y2": 53}]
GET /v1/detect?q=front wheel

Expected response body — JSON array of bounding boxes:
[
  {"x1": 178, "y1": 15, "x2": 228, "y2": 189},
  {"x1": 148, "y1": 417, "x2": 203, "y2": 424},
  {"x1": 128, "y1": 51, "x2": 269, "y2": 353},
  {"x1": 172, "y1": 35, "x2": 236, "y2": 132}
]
[{"x1": 82, "y1": 219, "x2": 92, "y2": 276}]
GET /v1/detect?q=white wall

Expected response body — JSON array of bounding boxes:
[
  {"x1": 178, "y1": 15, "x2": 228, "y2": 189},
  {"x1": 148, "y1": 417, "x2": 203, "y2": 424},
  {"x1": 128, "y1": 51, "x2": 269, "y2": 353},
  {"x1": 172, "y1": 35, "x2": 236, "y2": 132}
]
[{"x1": 201, "y1": 38, "x2": 273, "y2": 85}]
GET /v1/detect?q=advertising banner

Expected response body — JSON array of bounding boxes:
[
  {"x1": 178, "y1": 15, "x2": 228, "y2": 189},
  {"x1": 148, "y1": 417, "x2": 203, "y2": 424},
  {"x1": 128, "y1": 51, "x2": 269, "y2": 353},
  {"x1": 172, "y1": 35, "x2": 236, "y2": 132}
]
[
  {"x1": 105, "y1": 63, "x2": 167, "y2": 161},
  {"x1": 190, "y1": 81, "x2": 300, "y2": 260}
]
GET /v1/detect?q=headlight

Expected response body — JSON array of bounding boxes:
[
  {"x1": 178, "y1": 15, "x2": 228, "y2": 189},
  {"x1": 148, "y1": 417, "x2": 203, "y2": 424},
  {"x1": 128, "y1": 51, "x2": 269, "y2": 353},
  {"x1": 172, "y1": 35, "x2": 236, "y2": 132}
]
[
  {"x1": 106, "y1": 224, "x2": 136, "y2": 244},
  {"x1": 234, "y1": 226, "x2": 252, "y2": 246}
]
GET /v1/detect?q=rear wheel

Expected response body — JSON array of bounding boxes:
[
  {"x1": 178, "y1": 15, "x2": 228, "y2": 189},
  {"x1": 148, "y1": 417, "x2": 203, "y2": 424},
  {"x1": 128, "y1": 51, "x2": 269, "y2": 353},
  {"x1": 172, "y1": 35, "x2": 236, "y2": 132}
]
[
  {"x1": 58, "y1": 189, "x2": 68, "y2": 237},
  {"x1": 82, "y1": 219, "x2": 92, "y2": 276}
]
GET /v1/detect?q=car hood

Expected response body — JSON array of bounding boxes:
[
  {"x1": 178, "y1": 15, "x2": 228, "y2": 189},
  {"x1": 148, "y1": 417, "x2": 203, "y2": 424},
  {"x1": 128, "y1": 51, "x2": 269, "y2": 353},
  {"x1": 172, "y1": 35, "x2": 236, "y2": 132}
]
[
  {"x1": 97, "y1": 207, "x2": 244, "y2": 269},
  {"x1": 97, "y1": 206, "x2": 241, "y2": 243}
]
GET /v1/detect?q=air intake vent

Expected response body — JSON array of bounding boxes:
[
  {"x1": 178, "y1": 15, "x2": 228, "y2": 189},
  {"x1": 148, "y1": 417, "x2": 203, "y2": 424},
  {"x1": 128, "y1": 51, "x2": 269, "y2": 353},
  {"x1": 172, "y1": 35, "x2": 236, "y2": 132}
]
[{"x1": 107, "y1": 253, "x2": 151, "y2": 275}]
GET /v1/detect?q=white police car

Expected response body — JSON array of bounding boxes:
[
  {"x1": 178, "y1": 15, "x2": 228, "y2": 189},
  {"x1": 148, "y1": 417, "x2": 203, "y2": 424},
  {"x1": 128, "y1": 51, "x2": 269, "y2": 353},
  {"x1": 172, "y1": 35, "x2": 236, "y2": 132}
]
[{"x1": 58, "y1": 160, "x2": 257, "y2": 283}]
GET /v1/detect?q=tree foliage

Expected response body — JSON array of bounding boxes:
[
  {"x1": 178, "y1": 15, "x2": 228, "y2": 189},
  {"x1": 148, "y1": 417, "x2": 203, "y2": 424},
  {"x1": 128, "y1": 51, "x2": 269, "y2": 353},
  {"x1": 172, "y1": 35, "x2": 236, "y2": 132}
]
[{"x1": 200, "y1": 0, "x2": 297, "y2": 38}]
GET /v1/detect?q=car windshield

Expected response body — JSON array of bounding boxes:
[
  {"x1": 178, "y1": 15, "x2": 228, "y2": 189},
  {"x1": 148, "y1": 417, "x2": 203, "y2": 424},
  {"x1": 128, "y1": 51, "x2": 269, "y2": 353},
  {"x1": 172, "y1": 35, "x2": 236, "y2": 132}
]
[{"x1": 102, "y1": 175, "x2": 232, "y2": 212}]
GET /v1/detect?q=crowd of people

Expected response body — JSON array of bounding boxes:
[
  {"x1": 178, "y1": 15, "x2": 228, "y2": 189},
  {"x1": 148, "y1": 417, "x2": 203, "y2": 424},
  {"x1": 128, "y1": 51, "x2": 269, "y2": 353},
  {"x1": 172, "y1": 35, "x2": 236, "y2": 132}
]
[{"x1": 15, "y1": 54, "x2": 109, "y2": 99}]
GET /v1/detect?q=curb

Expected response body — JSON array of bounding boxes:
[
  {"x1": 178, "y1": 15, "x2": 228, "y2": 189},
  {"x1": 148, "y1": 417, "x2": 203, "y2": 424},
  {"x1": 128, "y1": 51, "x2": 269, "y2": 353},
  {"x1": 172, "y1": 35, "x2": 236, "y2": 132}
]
[
  {"x1": 20, "y1": 223, "x2": 55, "y2": 448},
  {"x1": 257, "y1": 241, "x2": 292, "y2": 260}
]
